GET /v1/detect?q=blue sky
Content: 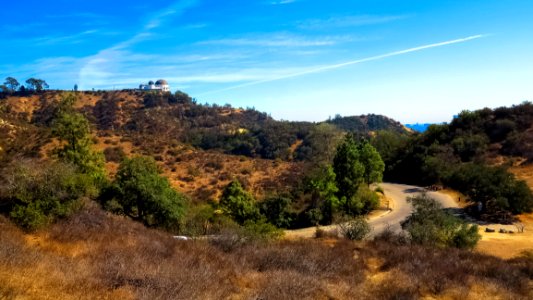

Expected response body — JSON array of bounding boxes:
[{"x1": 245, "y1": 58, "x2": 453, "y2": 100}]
[{"x1": 1, "y1": 0, "x2": 533, "y2": 123}]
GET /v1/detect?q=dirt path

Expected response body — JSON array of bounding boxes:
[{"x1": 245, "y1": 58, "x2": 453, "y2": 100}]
[{"x1": 284, "y1": 183, "x2": 458, "y2": 239}]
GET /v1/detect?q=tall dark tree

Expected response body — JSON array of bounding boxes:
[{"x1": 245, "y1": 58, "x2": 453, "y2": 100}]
[{"x1": 4, "y1": 77, "x2": 19, "y2": 92}]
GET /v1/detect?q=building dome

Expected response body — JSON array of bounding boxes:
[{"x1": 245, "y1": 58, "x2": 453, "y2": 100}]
[
  {"x1": 155, "y1": 79, "x2": 168, "y2": 86},
  {"x1": 148, "y1": 80, "x2": 154, "y2": 85}
]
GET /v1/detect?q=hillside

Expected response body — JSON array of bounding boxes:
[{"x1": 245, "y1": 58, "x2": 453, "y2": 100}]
[
  {"x1": 1, "y1": 91, "x2": 533, "y2": 299},
  {"x1": 381, "y1": 102, "x2": 533, "y2": 183},
  {"x1": 327, "y1": 114, "x2": 409, "y2": 134},
  {"x1": 0, "y1": 90, "x2": 408, "y2": 202}
]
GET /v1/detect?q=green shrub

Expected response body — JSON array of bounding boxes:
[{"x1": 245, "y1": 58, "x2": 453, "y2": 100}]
[
  {"x1": 404, "y1": 194, "x2": 481, "y2": 249},
  {"x1": 1, "y1": 160, "x2": 96, "y2": 230},
  {"x1": 209, "y1": 219, "x2": 282, "y2": 252},
  {"x1": 181, "y1": 204, "x2": 232, "y2": 236},
  {"x1": 342, "y1": 184, "x2": 379, "y2": 216},
  {"x1": 338, "y1": 216, "x2": 371, "y2": 240},
  {"x1": 242, "y1": 219, "x2": 284, "y2": 240}
]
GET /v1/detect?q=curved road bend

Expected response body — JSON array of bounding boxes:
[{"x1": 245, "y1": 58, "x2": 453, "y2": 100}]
[{"x1": 284, "y1": 183, "x2": 459, "y2": 239}]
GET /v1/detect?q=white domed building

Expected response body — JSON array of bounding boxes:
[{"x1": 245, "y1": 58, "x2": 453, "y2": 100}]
[{"x1": 139, "y1": 79, "x2": 170, "y2": 92}]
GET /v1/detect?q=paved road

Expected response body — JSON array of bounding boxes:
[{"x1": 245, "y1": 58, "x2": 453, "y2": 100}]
[{"x1": 284, "y1": 182, "x2": 459, "y2": 239}]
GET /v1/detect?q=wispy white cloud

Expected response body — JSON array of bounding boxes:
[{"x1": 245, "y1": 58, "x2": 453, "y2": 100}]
[
  {"x1": 33, "y1": 30, "x2": 101, "y2": 46},
  {"x1": 197, "y1": 34, "x2": 488, "y2": 95},
  {"x1": 199, "y1": 33, "x2": 357, "y2": 47},
  {"x1": 78, "y1": 0, "x2": 201, "y2": 87},
  {"x1": 298, "y1": 14, "x2": 410, "y2": 29},
  {"x1": 141, "y1": 0, "x2": 199, "y2": 31}
]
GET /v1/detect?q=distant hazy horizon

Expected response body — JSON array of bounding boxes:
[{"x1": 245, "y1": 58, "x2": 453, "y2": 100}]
[{"x1": 1, "y1": 0, "x2": 532, "y2": 123}]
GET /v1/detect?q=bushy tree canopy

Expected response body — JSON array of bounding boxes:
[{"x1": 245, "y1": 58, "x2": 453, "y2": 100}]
[
  {"x1": 358, "y1": 140, "x2": 385, "y2": 184},
  {"x1": 219, "y1": 180, "x2": 260, "y2": 225},
  {"x1": 333, "y1": 135, "x2": 365, "y2": 201},
  {"x1": 102, "y1": 156, "x2": 186, "y2": 231},
  {"x1": 447, "y1": 163, "x2": 533, "y2": 215},
  {"x1": 4, "y1": 77, "x2": 19, "y2": 92},
  {"x1": 25, "y1": 78, "x2": 49, "y2": 91},
  {"x1": 258, "y1": 195, "x2": 294, "y2": 228},
  {"x1": 332, "y1": 135, "x2": 384, "y2": 216}
]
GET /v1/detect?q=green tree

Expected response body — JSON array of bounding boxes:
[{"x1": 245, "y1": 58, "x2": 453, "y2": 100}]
[
  {"x1": 333, "y1": 135, "x2": 384, "y2": 216},
  {"x1": 102, "y1": 157, "x2": 186, "y2": 231},
  {"x1": 4, "y1": 77, "x2": 19, "y2": 92},
  {"x1": 333, "y1": 135, "x2": 365, "y2": 202},
  {"x1": 370, "y1": 130, "x2": 408, "y2": 163},
  {"x1": 451, "y1": 134, "x2": 489, "y2": 161},
  {"x1": 52, "y1": 109, "x2": 106, "y2": 184},
  {"x1": 25, "y1": 78, "x2": 49, "y2": 91},
  {"x1": 305, "y1": 165, "x2": 339, "y2": 224},
  {"x1": 358, "y1": 140, "x2": 385, "y2": 185},
  {"x1": 259, "y1": 195, "x2": 294, "y2": 228},
  {"x1": 219, "y1": 180, "x2": 260, "y2": 225},
  {"x1": 446, "y1": 163, "x2": 533, "y2": 215}
]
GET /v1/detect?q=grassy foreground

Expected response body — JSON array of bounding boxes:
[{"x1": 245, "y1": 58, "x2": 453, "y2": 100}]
[{"x1": 1, "y1": 203, "x2": 532, "y2": 300}]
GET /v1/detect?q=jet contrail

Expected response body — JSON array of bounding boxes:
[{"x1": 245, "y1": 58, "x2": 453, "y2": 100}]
[{"x1": 197, "y1": 34, "x2": 487, "y2": 96}]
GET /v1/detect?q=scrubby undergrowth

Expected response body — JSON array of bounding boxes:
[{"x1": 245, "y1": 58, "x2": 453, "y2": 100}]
[{"x1": 1, "y1": 204, "x2": 532, "y2": 300}]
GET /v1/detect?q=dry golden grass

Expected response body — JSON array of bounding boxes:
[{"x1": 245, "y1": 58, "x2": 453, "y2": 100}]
[
  {"x1": 510, "y1": 162, "x2": 533, "y2": 191},
  {"x1": 5, "y1": 95, "x2": 41, "y2": 120},
  {"x1": 476, "y1": 213, "x2": 533, "y2": 259},
  {"x1": 1, "y1": 203, "x2": 532, "y2": 299},
  {"x1": 93, "y1": 134, "x2": 303, "y2": 202},
  {"x1": 162, "y1": 150, "x2": 303, "y2": 202}
]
